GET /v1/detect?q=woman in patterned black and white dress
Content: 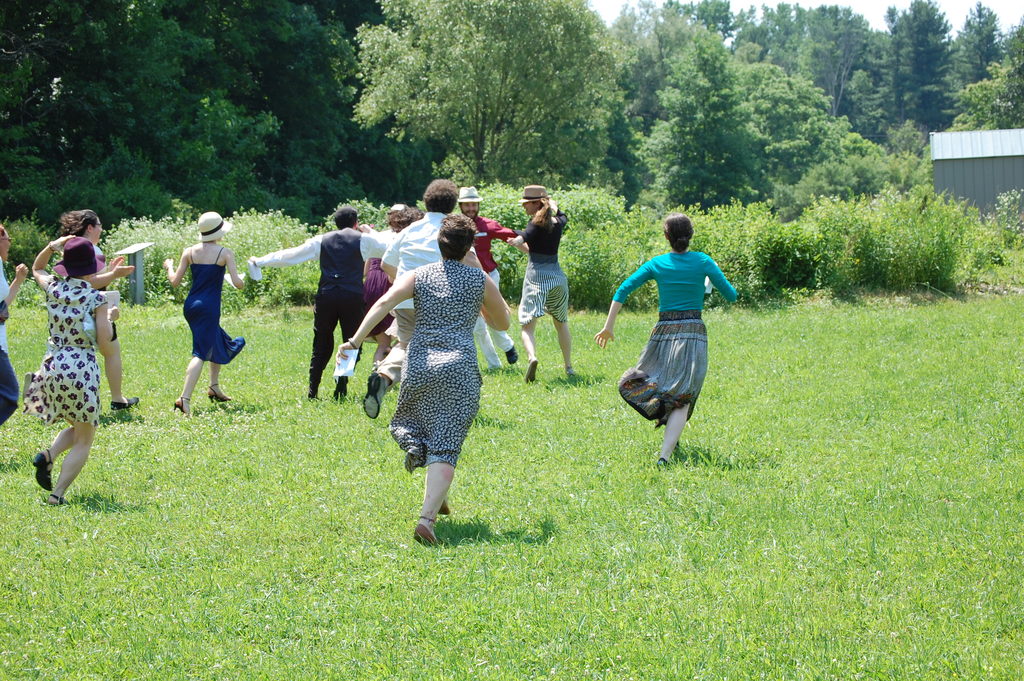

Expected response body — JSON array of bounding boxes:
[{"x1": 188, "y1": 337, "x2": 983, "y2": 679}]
[
  {"x1": 24, "y1": 236, "x2": 113, "y2": 505},
  {"x1": 338, "y1": 215, "x2": 510, "y2": 545},
  {"x1": 509, "y1": 185, "x2": 573, "y2": 382}
]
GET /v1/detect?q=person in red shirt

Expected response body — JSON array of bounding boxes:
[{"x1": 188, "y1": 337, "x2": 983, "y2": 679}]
[{"x1": 458, "y1": 186, "x2": 519, "y2": 368}]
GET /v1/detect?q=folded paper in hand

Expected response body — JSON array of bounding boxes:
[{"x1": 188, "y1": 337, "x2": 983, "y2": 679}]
[{"x1": 334, "y1": 348, "x2": 359, "y2": 377}]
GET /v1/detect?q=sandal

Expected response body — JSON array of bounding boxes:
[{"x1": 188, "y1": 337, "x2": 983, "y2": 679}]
[
  {"x1": 32, "y1": 449, "x2": 53, "y2": 491},
  {"x1": 207, "y1": 384, "x2": 231, "y2": 402},
  {"x1": 173, "y1": 396, "x2": 190, "y2": 416},
  {"x1": 46, "y1": 493, "x2": 67, "y2": 506}
]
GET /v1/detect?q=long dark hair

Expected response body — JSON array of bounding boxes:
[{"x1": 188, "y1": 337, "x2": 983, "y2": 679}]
[
  {"x1": 663, "y1": 213, "x2": 693, "y2": 252},
  {"x1": 59, "y1": 209, "x2": 101, "y2": 237}
]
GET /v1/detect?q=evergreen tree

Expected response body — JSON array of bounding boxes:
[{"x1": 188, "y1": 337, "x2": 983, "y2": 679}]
[{"x1": 952, "y1": 3, "x2": 1004, "y2": 89}]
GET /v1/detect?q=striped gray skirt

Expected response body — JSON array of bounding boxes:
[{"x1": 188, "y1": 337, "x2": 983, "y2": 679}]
[
  {"x1": 618, "y1": 310, "x2": 707, "y2": 426},
  {"x1": 518, "y1": 255, "x2": 569, "y2": 324}
]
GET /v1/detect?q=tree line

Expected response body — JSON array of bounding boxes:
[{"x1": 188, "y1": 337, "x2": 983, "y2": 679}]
[{"x1": 2, "y1": 0, "x2": 1023, "y2": 228}]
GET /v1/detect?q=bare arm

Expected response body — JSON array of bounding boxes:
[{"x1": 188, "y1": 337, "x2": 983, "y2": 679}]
[
  {"x1": 337, "y1": 272, "x2": 416, "y2": 358},
  {"x1": 480, "y1": 275, "x2": 510, "y2": 331},
  {"x1": 91, "y1": 256, "x2": 135, "y2": 289},
  {"x1": 164, "y1": 247, "x2": 191, "y2": 288},
  {"x1": 94, "y1": 303, "x2": 113, "y2": 345},
  {"x1": 4, "y1": 264, "x2": 28, "y2": 307},
  {"x1": 31, "y1": 237, "x2": 72, "y2": 289},
  {"x1": 222, "y1": 249, "x2": 244, "y2": 289},
  {"x1": 380, "y1": 261, "x2": 397, "y2": 283},
  {"x1": 594, "y1": 301, "x2": 623, "y2": 348},
  {"x1": 508, "y1": 234, "x2": 529, "y2": 254}
]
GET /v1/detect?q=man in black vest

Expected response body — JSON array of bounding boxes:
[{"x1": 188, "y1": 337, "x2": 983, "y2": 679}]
[{"x1": 248, "y1": 206, "x2": 369, "y2": 400}]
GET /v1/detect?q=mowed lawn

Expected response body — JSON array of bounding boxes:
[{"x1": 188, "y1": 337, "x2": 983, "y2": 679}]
[{"x1": 1, "y1": 294, "x2": 1021, "y2": 680}]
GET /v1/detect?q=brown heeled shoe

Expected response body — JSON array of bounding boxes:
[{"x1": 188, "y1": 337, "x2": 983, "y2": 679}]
[
  {"x1": 173, "y1": 396, "x2": 190, "y2": 416},
  {"x1": 438, "y1": 499, "x2": 451, "y2": 515},
  {"x1": 207, "y1": 384, "x2": 231, "y2": 402}
]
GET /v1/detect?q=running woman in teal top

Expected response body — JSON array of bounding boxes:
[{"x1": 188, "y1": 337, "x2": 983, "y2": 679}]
[{"x1": 595, "y1": 213, "x2": 736, "y2": 466}]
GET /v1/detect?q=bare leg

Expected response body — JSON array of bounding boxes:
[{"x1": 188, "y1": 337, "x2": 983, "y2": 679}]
[
  {"x1": 181, "y1": 357, "x2": 205, "y2": 401},
  {"x1": 47, "y1": 426, "x2": 76, "y2": 458},
  {"x1": 51, "y1": 422, "x2": 96, "y2": 499},
  {"x1": 658, "y1": 407, "x2": 690, "y2": 463},
  {"x1": 419, "y1": 462, "x2": 455, "y2": 527},
  {"x1": 520, "y1": 319, "x2": 538, "y2": 362},
  {"x1": 98, "y1": 337, "x2": 126, "y2": 403},
  {"x1": 552, "y1": 318, "x2": 573, "y2": 372},
  {"x1": 372, "y1": 332, "x2": 393, "y2": 365}
]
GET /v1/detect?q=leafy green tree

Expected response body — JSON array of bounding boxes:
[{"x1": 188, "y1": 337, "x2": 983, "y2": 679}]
[
  {"x1": 732, "y1": 3, "x2": 809, "y2": 73},
  {"x1": 642, "y1": 30, "x2": 756, "y2": 208},
  {"x1": 356, "y1": 0, "x2": 617, "y2": 186},
  {"x1": 736, "y1": 62, "x2": 845, "y2": 193},
  {"x1": 951, "y1": 23, "x2": 1024, "y2": 129},
  {"x1": 801, "y1": 6, "x2": 869, "y2": 116}
]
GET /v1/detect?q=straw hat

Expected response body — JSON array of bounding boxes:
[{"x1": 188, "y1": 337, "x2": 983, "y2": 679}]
[
  {"x1": 197, "y1": 211, "x2": 232, "y2": 242},
  {"x1": 519, "y1": 185, "x2": 549, "y2": 203}
]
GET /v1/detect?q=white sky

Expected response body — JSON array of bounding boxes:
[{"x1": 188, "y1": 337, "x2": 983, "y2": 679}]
[{"x1": 590, "y1": 0, "x2": 1024, "y2": 34}]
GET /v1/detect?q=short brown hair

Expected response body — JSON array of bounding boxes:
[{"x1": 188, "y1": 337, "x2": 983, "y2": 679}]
[
  {"x1": 438, "y1": 214, "x2": 476, "y2": 260},
  {"x1": 389, "y1": 206, "x2": 423, "y2": 232},
  {"x1": 423, "y1": 179, "x2": 458, "y2": 214},
  {"x1": 59, "y1": 209, "x2": 101, "y2": 237}
]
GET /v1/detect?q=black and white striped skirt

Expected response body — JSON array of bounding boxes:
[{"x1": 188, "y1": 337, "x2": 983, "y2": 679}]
[{"x1": 518, "y1": 255, "x2": 569, "y2": 324}]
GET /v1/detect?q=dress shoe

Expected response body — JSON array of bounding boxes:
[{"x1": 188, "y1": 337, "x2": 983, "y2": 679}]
[
  {"x1": 111, "y1": 397, "x2": 140, "y2": 410},
  {"x1": 505, "y1": 346, "x2": 519, "y2": 365}
]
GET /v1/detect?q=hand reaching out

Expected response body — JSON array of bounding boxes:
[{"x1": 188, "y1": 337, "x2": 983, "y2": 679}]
[{"x1": 594, "y1": 328, "x2": 614, "y2": 348}]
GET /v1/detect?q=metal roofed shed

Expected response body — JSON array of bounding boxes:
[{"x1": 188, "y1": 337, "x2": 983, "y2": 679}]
[{"x1": 930, "y1": 128, "x2": 1024, "y2": 213}]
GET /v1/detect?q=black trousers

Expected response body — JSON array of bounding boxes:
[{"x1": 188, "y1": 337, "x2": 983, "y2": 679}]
[{"x1": 309, "y1": 291, "x2": 364, "y2": 396}]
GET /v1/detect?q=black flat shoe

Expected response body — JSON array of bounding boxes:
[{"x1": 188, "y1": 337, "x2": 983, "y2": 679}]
[
  {"x1": 363, "y1": 373, "x2": 387, "y2": 419},
  {"x1": 110, "y1": 397, "x2": 140, "y2": 411},
  {"x1": 32, "y1": 449, "x2": 53, "y2": 491},
  {"x1": 505, "y1": 346, "x2": 519, "y2": 365}
]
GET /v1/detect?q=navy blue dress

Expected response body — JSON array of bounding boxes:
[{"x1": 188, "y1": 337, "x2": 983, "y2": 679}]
[{"x1": 184, "y1": 263, "x2": 245, "y2": 363}]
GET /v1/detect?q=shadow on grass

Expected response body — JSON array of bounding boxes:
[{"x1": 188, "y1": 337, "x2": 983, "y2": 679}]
[
  {"x1": 99, "y1": 410, "x2": 144, "y2": 426},
  {"x1": 0, "y1": 457, "x2": 26, "y2": 474},
  {"x1": 74, "y1": 492, "x2": 146, "y2": 513},
  {"x1": 671, "y1": 444, "x2": 775, "y2": 471},
  {"x1": 440, "y1": 516, "x2": 557, "y2": 547},
  {"x1": 472, "y1": 414, "x2": 517, "y2": 430},
  {"x1": 547, "y1": 372, "x2": 605, "y2": 389},
  {"x1": 195, "y1": 402, "x2": 267, "y2": 416}
]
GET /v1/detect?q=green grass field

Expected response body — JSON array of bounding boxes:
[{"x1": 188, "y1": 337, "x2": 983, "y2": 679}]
[{"x1": 1, "y1": 295, "x2": 1022, "y2": 679}]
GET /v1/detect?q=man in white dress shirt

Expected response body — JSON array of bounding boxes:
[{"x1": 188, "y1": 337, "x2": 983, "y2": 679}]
[{"x1": 361, "y1": 179, "x2": 462, "y2": 419}]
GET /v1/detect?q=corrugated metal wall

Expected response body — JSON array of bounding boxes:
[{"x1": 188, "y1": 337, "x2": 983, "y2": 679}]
[{"x1": 933, "y1": 156, "x2": 1024, "y2": 212}]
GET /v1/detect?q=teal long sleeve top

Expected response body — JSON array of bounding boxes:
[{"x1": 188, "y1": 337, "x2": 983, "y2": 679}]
[{"x1": 612, "y1": 251, "x2": 737, "y2": 311}]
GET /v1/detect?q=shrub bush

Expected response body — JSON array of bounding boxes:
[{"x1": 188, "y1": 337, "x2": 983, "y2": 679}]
[{"x1": 102, "y1": 210, "x2": 320, "y2": 312}]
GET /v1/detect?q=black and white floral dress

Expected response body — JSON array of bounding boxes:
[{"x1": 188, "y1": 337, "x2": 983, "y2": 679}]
[
  {"x1": 23, "y1": 278, "x2": 105, "y2": 426},
  {"x1": 390, "y1": 260, "x2": 485, "y2": 470}
]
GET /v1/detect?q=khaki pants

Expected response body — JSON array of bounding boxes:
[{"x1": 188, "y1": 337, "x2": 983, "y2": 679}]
[{"x1": 375, "y1": 308, "x2": 416, "y2": 388}]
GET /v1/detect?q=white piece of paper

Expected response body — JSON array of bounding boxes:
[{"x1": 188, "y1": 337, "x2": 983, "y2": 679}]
[
  {"x1": 102, "y1": 290, "x2": 120, "y2": 307},
  {"x1": 704, "y1": 276, "x2": 712, "y2": 295},
  {"x1": 334, "y1": 347, "x2": 359, "y2": 377},
  {"x1": 247, "y1": 260, "x2": 263, "y2": 281}
]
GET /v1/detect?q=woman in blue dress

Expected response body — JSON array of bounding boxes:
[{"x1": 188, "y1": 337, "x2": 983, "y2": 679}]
[
  {"x1": 163, "y1": 212, "x2": 245, "y2": 416},
  {"x1": 595, "y1": 213, "x2": 737, "y2": 466}
]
